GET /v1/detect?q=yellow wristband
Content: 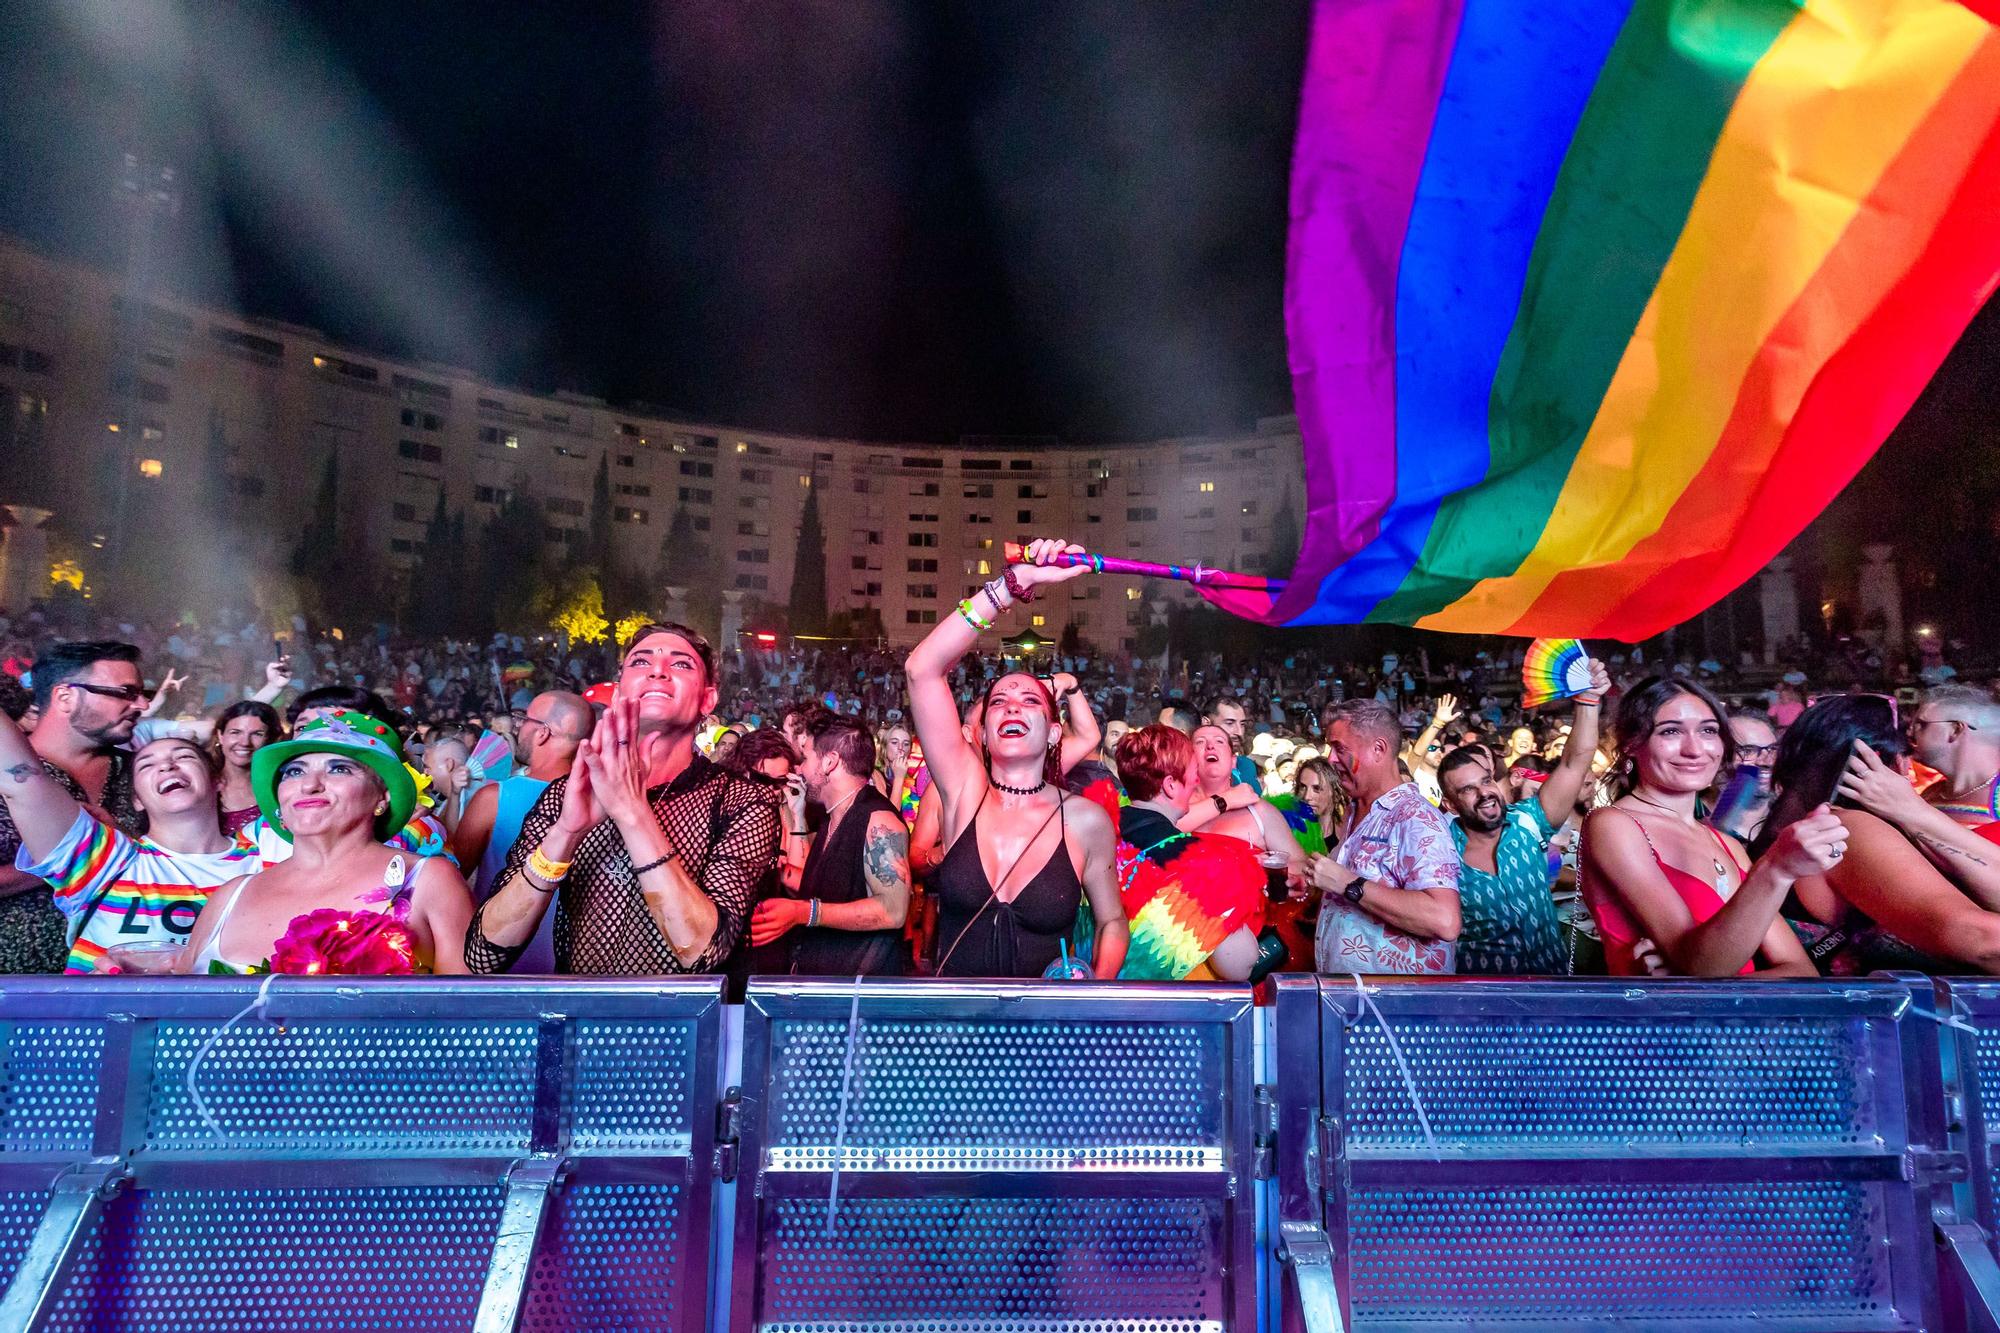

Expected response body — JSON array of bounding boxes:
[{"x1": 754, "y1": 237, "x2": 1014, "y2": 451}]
[{"x1": 529, "y1": 848, "x2": 572, "y2": 883}]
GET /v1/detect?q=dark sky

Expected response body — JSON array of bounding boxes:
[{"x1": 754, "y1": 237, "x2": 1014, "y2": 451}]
[
  {"x1": 0, "y1": 0, "x2": 1308, "y2": 442},
  {"x1": 0, "y1": 0, "x2": 1989, "y2": 490}
]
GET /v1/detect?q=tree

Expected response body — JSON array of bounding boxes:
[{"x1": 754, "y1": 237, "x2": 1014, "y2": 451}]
[
  {"x1": 478, "y1": 479, "x2": 546, "y2": 633},
  {"x1": 405, "y1": 489, "x2": 460, "y2": 635},
  {"x1": 537, "y1": 566, "x2": 609, "y2": 645},
  {"x1": 583, "y1": 451, "x2": 614, "y2": 576},
  {"x1": 787, "y1": 476, "x2": 828, "y2": 636},
  {"x1": 289, "y1": 452, "x2": 342, "y2": 620}
]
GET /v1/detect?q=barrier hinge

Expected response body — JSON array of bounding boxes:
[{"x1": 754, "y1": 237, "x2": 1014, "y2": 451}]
[
  {"x1": 1903, "y1": 1147, "x2": 1970, "y2": 1187},
  {"x1": 1253, "y1": 1084, "x2": 1279, "y2": 1179},
  {"x1": 714, "y1": 1086, "x2": 743, "y2": 1183}
]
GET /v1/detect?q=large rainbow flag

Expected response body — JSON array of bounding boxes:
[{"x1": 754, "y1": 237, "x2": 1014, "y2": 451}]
[{"x1": 1209, "y1": 0, "x2": 2000, "y2": 640}]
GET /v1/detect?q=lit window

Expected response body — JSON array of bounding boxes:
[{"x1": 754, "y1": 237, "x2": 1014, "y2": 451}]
[
  {"x1": 504, "y1": 434, "x2": 519, "y2": 449},
  {"x1": 976, "y1": 560, "x2": 991, "y2": 576},
  {"x1": 138, "y1": 458, "x2": 164, "y2": 478},
  {"x1": 800, "y1": 474, "x2": 811, "y2": 488},
  {"x1": 1198, "y1": 481, "x2": 1215, "y2": 492},
  {"x1": 735, "y1": 441, "x2": 748, "y2": 453},
  {"x1": 105, "y1": 422, "x2": 120, "y2": 433},
  {"x1": 311, "y1": 355, "x2": 328, "y2": 369},
  {"x1": 1031, "y1": 614, "x2": 1046, "y2": 628},
  {"x1": 1125, "y1": 587, "x2": 1141, "y2": 601}
]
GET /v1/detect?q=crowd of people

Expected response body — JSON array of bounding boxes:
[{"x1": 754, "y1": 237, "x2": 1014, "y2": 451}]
[{"x1": 0, "y1": 536, "x2": 1993, "y2": 987}]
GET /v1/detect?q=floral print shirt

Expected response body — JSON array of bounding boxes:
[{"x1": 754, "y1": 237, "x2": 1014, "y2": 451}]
[{"x1": 1314, "y1": 782, "x2": 1459, "y2": 975}]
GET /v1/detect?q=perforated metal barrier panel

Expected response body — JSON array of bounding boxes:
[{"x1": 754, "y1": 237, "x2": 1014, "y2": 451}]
[
  {"x1": 1272, "y1": 976, "x2": 1955, "y2": 1333},
  {"x1": 730, "y1": 979, "x2": 1260, "y2": 1333},
  {"x1": 0, "y1": 977, "x2": 722, "y2": 1333}
]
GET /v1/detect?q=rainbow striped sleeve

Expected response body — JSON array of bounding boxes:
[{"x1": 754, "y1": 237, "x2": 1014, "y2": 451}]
[
  {"x1": 20, "y1": 809, "x2": 137, "y2": 912},
  {"x1": 1203, "y1": 0, "x2": 2000, "y2": 639}
]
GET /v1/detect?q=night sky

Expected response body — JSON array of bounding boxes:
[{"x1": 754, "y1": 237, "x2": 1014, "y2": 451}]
[{"x1": 0, "y1": 0, "x2": 1990, "y2": 504}]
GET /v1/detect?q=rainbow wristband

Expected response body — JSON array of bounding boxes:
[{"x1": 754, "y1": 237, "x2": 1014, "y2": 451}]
[{"x1": 957, "y1": 599, "x2": 992, "y2": 633}]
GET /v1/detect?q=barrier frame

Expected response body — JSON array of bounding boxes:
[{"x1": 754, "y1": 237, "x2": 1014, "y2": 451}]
[
  {"x1": 1272, "y1": 973, "x2": 1958, "y2": 1333},
  {"x1": 729, "y1": 976, "x2": 1262, "y2": 1331},
  {"x1": 0, "y1": 976, "x2": 725, "y2": 1333}
]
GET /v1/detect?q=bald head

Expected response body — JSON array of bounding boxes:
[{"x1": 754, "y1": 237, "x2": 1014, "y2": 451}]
[{"x1": 515, "y1": 689, "x2": 591, "y2": 776}]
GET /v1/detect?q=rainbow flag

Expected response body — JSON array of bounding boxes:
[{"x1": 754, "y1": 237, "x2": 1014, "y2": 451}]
[{"x1": 1212, "y1": 0, "x2": 2000, "y2": 639}]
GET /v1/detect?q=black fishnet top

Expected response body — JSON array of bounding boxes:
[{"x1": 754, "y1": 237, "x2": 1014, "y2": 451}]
[{"x1": 464, "y1": 753, "x2": 780, "y2": 975}]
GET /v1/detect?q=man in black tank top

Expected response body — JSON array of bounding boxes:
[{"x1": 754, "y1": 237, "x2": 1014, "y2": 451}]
[{"x1": 748, "y1": 715, "x2": 910, "y2": 975}]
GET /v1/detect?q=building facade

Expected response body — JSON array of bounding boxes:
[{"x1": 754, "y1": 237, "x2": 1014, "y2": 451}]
[{"x1": 0, "y1": 237, "x2": 1305, "y2": 649}]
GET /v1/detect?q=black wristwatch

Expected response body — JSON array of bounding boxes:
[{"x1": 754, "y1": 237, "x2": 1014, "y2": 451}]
[
  {"x1": 1211, "y1": 794, "x2": 1228, "y2": 818},
  {"x1": 1342, "y1": 876, "x2": 1367, "y2": 906}
]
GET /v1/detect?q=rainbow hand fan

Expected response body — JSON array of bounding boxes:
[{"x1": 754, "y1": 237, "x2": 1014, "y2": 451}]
[
  {"x1": 465, "y1": 729, "x2": 515, "y2": 785},
  {"x1": 1522, "y1": 638, "x2": 1592, "y2": 709}
]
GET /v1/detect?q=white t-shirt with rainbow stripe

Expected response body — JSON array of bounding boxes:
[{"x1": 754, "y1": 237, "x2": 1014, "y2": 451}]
[{"x1": 18, "y1": 809, "x2": 259, "y2": 974}]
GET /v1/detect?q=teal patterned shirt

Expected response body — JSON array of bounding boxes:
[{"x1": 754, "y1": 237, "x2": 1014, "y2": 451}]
[{"x1": 1450, "y1": 799, "x2": 1564, "y2": 975}]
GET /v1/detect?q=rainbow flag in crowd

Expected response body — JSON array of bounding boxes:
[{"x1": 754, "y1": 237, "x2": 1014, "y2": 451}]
[{"x1": 1210, "y1": 0, "x2": 2000, "y2": 639}]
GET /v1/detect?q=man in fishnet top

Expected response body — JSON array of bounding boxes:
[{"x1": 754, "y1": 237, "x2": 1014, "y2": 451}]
[{"x1": 465, "y1": 624, "x2": 779, "y2": 974}]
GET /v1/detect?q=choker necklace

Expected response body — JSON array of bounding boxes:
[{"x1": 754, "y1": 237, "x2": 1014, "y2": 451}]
[{"x1": 992, "y1": 776, "x2": 1048, "y2": 797}]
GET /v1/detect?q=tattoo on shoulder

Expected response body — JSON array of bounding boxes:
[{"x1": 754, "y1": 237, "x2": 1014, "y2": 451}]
[{"x1": 863, "y1": 819, "x2": 909, "y2": 890}]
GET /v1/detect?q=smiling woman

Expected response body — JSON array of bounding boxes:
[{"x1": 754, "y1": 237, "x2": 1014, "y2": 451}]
[
  {"x1": 0, "y1": 708, "x2": 255, "y2": 974},
  {"x1": 904, "y1": 537, "x2": 1129, "y2": 980},
  {"x1": 178, "y1": 711, "x2": 473, "y2": 975}
]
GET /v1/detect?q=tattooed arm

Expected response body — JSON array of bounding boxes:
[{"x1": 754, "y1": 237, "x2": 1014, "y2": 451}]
[
  {"x1": 0, "y1": 710, "x2": 85, "y2": 863},
  {"x1": 1839, "y1": 740, "x2": 2000, "y2": 912},
  {"x1": 749, "y1": 809, "x2": 909, "y2": 946}
]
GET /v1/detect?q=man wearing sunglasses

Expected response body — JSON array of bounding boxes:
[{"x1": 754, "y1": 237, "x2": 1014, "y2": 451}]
[
  {"x1": 1909, "y1": 684, "x2": 2000, "y2": 828},
  {"x1": 0, "y1": 641, "x2": 149, "y2": 972}
]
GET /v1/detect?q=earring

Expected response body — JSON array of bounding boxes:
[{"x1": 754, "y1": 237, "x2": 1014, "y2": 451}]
[{"x1": 375, "y1": 803, "x2": 388, "y2": 817}]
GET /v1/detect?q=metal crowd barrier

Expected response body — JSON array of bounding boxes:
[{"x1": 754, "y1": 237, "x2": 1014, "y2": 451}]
[
  {"x1": 727, "y1": 977, "x2": 1262, "y2": 1332},
  {"x1": 0, "y1": 977, "x2": 725, "y2": 1332},
  {"x1": 1271, "y1": 974, "x2": 1968, "y2": 1333},
  {"x1": 8, "y1": 974, "x2": 2000, "y2": 1332}
]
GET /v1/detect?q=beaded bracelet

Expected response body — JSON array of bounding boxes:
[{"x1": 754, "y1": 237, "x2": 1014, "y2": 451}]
[
  {"x1": 630, "y1": 853, "x2": 672, "y2": 877},
  {"x1": 807, "y1": 899, "x2": 822, "y2": 927},
  {"x1": 957, "y1": 598, "x2": 993, "y2": 632}
]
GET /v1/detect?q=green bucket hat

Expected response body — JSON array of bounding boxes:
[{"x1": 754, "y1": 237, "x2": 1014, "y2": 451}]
[{"x1": 251, "y1": 710, "x2": 417, "y2": 843}]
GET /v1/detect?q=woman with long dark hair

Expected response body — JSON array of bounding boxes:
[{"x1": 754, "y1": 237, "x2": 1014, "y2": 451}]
[
  {"x1": 1581, "y1": 676, "x2": 1844, "y2": 977},
  {"x1": 212, "y1": 700, "x2": 282, "y2": 836},
  {"x1": 905, "y1": 538, "x2": 1128, "y2": 979},
  {"x1": 1757, "y1": 695, "x2": 2000, "y2": 974}
]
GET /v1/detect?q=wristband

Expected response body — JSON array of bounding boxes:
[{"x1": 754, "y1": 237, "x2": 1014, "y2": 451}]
[
  {"x1": 528, "y1": 848, "x2": 571, "y2": 883},
  {"x1": 956, "y1": 598, "x2": 993, "y2": 633},
  {"x1": 630, "y1": 852, "x2": 673, "y2": 877},
  {"x1": 983, "y1": 577, "x2": 1011, "y2": 609},
  {"x1": 807, "y1": 899, "x2": 822, "y2": 927}
]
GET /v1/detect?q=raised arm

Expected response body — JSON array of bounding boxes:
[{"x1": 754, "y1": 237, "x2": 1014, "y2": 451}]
[
  {"x1": 904, "y1": 538, "x2": 1089, "y2": 804},
  {"x1": 1053, "y1": 673, "x2": 1101, "y2": 776},
  {"x1": 0, "y1": 711, "x2": 83, "y2": 861},
  {"x1": 1538, "y1": 659, "x2": 1610, "y2": 826},
  {"x1": 1073, "y1": 800, "x2": 1128, "y2": 978}
]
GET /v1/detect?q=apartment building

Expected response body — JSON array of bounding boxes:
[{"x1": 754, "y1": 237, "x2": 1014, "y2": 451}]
[{"x1": 0, "y1": 237, "x2": 1305, "y2": 648}]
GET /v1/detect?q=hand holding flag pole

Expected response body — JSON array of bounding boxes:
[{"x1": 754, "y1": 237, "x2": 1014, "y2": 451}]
[{"x1": 1000, "y1": 542, "x2": 1284, "y2": 593}]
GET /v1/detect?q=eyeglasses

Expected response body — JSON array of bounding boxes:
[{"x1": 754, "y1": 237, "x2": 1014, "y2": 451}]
[
  {"x1": 1908, "y1": 714, "x2": 1978, "y2": 737},
  {"x1": 1737, "y1": 743, "x2": 1779, "y2": 762},
  {"x1": 62, "y1": 682, "x2": 146, "y2": 704}
]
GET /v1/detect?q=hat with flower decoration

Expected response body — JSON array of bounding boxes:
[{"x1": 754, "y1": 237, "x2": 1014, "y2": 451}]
[{"x1": 250, "y1": 709, "x2": 418, "y2": 842}]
